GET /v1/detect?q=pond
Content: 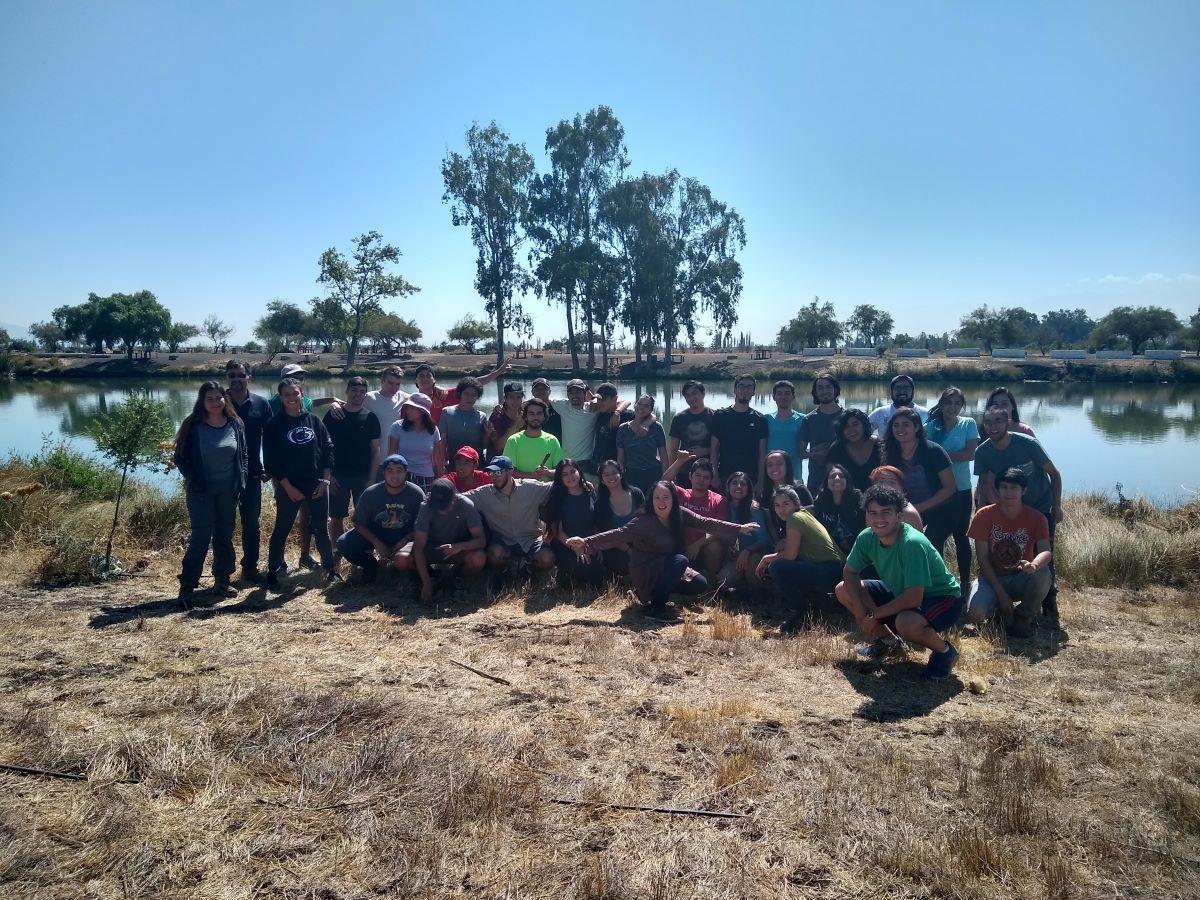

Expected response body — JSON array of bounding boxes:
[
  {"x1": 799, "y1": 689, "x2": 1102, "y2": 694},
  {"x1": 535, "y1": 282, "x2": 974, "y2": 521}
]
[{"x1": 1, "y1": 377, "x2": 1197, "y2": 503}]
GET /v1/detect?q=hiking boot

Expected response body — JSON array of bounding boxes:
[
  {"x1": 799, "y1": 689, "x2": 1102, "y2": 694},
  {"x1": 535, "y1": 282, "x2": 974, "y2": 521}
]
[
  {"x1": 298, "y1": 553, "x2": 320, "y2": 570},
  {"x1": 1041, "y1": 591, "x2": 1061, "y2": 629},
  {"x1": 266, "y1": 569, "x2": 282, "y2": 592},
  {"x1": 924, "y1": 642, "x2": 960, "y2": 680},
  {"x1": 177, "y1": 581, "x2": 197, "y2": 600},
  {"x1": 856, "y1": 637, "x2": 904, "y2": 659},
  {"x1": 359, "y1": 558, "x2": 379, "y2": 585},
  {"x1": 241, "y1": 568, "x2": 265, "y2": 585},
  {"x1": 324, "y1": 568, "x2": 344, "y2": 586},
  {"x1": 211, "y1": 578, "x2": 237, "y2": 599}
]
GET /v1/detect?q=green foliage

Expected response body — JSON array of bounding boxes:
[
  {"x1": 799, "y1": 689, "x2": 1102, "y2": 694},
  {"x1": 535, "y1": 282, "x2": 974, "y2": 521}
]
[
  {"x1": 29, "y1": 321, "x2": 68, "y2": 352},
  {"x1": 447, "y1": 315, "x2": 493, "y2": 353},
  {"x1": 165, "y1": 322, "x2": 200, "y2": 352},
  {"x1": 1186, "y1": 307, "x2": 1200, "y2": 356},
  {"x1": 443, "y1": 122, "x2": 536, "y2": 368},
  {"x1": 88, "y1": 392, "x2": 174, "y2": 474},
  {"x1": 956, "y1": 305, "x2": 1038, "y2": 352},
  {"x1": 202, "y1": 315, "x2": 234, "y2": 351},
  {"x1": 1090, "y1": 305, "x2": 1183, "y2": 354},
  {"x1": 777, "y1": 297, "x2": 841, "y2": 350},
  {"x1": 316, "y1": 231, "x2": 420, "y2": 368},
  {"x1": 28, "y1": 441, "x2": 123, "y2": 500},
  {"x1": 53, "y1": 291, "x2": 173, "y2": 359},
  {"x1": 845, "y1": 304, "x2": 894, "y2": 347},
  {"x1": 305, "y1": 296, "x2": 348, "y2": 351},
  {"x1": 1036, "y1": 308, "x2": 1095, "y2": 349},
  {"x1": 241, "y1": 339, "x2": 262, "y2": 353},
  {"x1": 255, "y1": 299, "x2": 307, "y2": 357},
  {"x1": 360, "y1": 312, "x2": 421, "y2": 354}
]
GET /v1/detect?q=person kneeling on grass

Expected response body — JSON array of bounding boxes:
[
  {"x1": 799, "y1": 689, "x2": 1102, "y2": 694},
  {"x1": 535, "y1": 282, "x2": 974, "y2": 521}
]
[
  {"x1": 834, "y1": 485, "x2": 963, "y2": 679},
  {"x1": 965, "y1": 467, "x2": 1053, "y2": 638},
  {"x1": 564, "y1": 480, "x2": 760, "y2": 619},
  {"x1": 335, "y1": 454, "x2": 426, "y2": 584},
  {"x1": 463, "y1": 456, "x2": 556, "y2": 577},
  {"x1": 755, "y1": 485, "x2": 845, "y2": 609},
  {"x1": 412, "y1": 478, "x2": 487, "y2": 602}
]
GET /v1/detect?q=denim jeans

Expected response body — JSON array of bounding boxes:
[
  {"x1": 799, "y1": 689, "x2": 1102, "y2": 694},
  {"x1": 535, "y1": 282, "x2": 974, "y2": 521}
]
[
  {"x1": 268, "y1": 485, "x2": 333, "y2": 572},
  {"x1": 968, "y1": 567, "x2": 1053, "y2": 623},
  {"x1": 766, "y1": 557, "x2": 843, "y2": 596},
  {"x1": 238, "y1": 478, "x2": 262, "y2": 572},
  {"x1": 181, "y1": 488, "x2": 237, "y2": 585},
  {"x1": 651, "y1": 554, "x2": 709, "y2": 608}
]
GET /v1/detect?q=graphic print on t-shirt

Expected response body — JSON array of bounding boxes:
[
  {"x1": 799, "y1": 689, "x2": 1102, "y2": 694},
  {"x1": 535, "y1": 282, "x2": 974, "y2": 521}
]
[
  {"x1": 376, "y1": 501, "x2": 415, "y2": 531},
  {"x1": 287, "y1": 425, "x2": 316, "y2": 445},
  {"x1": 989, "y1": 522, "x2": 1031, "y2": 572}
]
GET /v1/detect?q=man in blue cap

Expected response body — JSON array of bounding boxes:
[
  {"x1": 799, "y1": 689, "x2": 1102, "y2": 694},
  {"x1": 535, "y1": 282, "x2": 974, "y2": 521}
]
[
  {"x1": 335, "y1": 453, "x2": 426, "y2": 584},
  {"x1": 463, "y1": 455, "x2": 556, "y2": 574}
]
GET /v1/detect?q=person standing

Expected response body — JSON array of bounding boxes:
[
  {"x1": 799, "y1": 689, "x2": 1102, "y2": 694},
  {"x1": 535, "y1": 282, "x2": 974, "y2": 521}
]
[
  {"x1": 867, "y1": 374, "x2": 927, "y2": 435},
  {"x1": 488, "y1": 382, "x2": 526, "y2": 458},
  {"x1": 362, "y1": 365, "x2": 409, "y2": 434},
  {"x1": 835, "y1": 485, "x2": 962, "y2": 678},
  {"x1": 589, "y1": 383, "x2": 634, "y2": 476},
  {"x1": 386, "y1": 393, "x2": 444, "y2": 491},
  {"x1": 711, "y1": 374, "x2": 768, "y2": 487},
  {"x1": 173, "y1": 382, "x2": 248, "y2": 598},
  {"x1": 985, "y1": 387, "x2": 1036, "y2": 437},
  {"x1": 531, "y1": 378, "x2": 563, "y2": 442},
  {"x1": 334, "y1": 454, "x2": 426, "y2": 584},
  {"x1": 414, "y1": 359, "x2": 512, "y2": 426},
  {"x1": 262, "y1": 378, "x2": 337, "y2": 587},
  {"x1": 765, "y1": 380, "x2": 804, "y2": 474},
  {"x1": 616, "y1": 394, "x2": 668, "y2": 496},
  {"x1": 503, "y1": 398, "x2": 562, "y2": 479},
  {"x1": 882, "y1": 409, "x2": 958, "y2": 565},
  {"x1": 411, "y1": 479, "x2": 487, "y2": 601},
  {"x1": 966, "y1": 468, "x2": 1053, "y2": 638},
  {"x1": 440, "y1": 376, "x2": 493, "y2": 461},
  {"x1": 924, "y1": 387, "x2": 980, "y2": 600},
  {"x1": 224, "y1": 359, "x2": 271, "y2": 582},
  {"x1": 552, "y1": 379, "x2": 627, "y2": 469},
  {"x1": 797, "y1": 373, "x2": 844, "y2": 495},
  {"x1": 667, "y1": 380, "x2": 715, "y2": 487},
  {"x1": 322, "y1": 376, "x2": 381, "y2": 550}
]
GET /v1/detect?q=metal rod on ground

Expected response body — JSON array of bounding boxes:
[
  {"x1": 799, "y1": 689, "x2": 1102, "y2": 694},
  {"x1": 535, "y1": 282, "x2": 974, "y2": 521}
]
[
  {"x1": 449, "y1": 658, "x2": 513, "y2": 686},
  {"x1": 0, "y1": 763, "x2": 88, "y2": 781},
  {"x1": 549, "y1": 798, "x2": 747, "y2": 819}
]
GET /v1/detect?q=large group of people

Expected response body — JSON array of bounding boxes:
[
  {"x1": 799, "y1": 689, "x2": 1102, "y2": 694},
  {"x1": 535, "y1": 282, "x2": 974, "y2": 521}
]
[{"x1": 174, "y1": 361, "x2": 1064, "y2": 681}]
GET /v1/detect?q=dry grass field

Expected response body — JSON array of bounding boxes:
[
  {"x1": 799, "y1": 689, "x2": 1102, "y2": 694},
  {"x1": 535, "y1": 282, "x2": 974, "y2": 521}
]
[{"x1": 1, "y1": 567, "x2": 1198, "y2": 899}]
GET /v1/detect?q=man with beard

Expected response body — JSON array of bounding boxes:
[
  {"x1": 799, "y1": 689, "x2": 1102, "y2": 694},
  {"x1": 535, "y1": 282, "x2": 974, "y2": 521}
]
[{"x1": 868, "y1": 374, "x2": 927, "y2": 434}]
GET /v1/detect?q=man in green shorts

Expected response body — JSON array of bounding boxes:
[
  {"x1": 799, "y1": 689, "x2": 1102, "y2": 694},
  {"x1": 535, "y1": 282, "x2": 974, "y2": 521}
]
[{"x1": 835, "y1": 484, "x2": 963, "y2": 679}]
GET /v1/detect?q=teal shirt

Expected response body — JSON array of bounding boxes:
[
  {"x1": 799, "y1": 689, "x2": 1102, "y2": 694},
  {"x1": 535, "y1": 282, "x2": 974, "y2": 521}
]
[
  {"x1": 846, "y1": 522, "x2": 960, "y2": 598},
  {"x1": 766, "y1": 410, "x2": 803, "y2": 471},
  {"x1": 925, "y1": 416, "x2": 979, "y2": 492}
]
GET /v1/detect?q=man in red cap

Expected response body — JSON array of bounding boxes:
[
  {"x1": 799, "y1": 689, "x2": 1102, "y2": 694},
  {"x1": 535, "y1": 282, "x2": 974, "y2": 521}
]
[{"x1": 447, "y1": 445, "x2": 490, "y2": 492}]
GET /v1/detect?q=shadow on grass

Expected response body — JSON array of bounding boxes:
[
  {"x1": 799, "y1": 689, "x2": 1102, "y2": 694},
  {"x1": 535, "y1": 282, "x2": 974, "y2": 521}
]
[
  {"x1": 835, "y1": 657, "x2": 964, "y2": 722},
  {"x1": 88, "y1": 581, "x2": 302, "y2": 628}
]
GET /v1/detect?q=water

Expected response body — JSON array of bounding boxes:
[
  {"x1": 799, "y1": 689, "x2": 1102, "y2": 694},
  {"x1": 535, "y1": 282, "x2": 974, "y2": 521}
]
[{"x1": 1, "y1": 377, "x2": 1197, "y2": 502}]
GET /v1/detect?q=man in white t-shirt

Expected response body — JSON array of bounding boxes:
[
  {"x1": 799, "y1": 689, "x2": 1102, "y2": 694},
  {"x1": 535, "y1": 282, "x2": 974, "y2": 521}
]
[
  {"x1": 551, "y1": 378, "x2": 629, "y2": 473},
  {"x1": 868, "y1": 374, "x2": 927, "y2": 435},
  {"x1": 362, "y1": 365, "x2": 409, "y2": 432}
]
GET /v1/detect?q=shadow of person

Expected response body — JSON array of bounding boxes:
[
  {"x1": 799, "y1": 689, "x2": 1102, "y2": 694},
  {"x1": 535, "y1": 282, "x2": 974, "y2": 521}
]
[
  {"x1": 835, "y1": 657, "x2": 964, "y2": 722},
  {"x1": 1003, "y1": 623, "x2": 1069, "y2": 665},
  {"x1": 189, "y1": 585, "x2": 292, "y2": 618},
  {"x1": 89, "y1": 590, "x2": 223, "y2": 628}
]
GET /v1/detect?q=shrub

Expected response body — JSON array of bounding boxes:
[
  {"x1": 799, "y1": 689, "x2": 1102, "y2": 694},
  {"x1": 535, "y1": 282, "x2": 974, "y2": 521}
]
[{"x1": 27, "y1": 441, "x2": 123, "y2": 500}]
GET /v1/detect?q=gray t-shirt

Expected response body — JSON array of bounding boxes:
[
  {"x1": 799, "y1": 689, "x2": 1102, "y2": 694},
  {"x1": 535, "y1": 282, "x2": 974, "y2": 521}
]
[
  {"x1": 440, "y1": 406, "x2": 489, "y2": 457},
  {"x1": 352, "y1": 481, "x2": 426, "y2": 541},
  {"x1": 616, "y1": 420, "x2": 667, "y2": 471},
  {"x1": 798, "y1": 407, "x2": 841, "y2": 492},
  {"x1": 415, "y1": 494, "x2": 483, "y2": 545},
  {"x1": 198, "y1": 421, "x2": 239, "y2": 490},
  {"x1": 387, "y1": 422, "x2": 442, "y2": 477},
  {"x1": 363, "y1": 390, "x2": 408, "y2": 432},
  {"x1": 974, "y1": 432, "x2": 1053, "y2": 513}
]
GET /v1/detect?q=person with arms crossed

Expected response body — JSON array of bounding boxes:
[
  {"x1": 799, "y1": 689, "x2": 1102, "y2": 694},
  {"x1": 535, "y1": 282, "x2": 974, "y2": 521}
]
[{"x1": 835, "y1": 484, "x2": 963, "y2": 679}]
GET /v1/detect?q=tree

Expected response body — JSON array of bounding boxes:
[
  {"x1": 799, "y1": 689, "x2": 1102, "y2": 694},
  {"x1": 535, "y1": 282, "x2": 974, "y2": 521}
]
[
  {"x1": 1038, "y1": 308, "x2": 1095, "y2": 348},
  {"x1": 777, "y1": 297, "x2": 841, "y2": 350},
  {"x1": 108, "y1": 291, "x2": 172, "y2": 360},
  {"x1": 845, "y1": 304, "x2": 894, "y2": 347},
  {"x1": 1090, "y1": 305, "x2": 1182, "y2": 354},
  {"x1": 443, "y1": 121, "x2": 536, "y2": 368},
  {"x1": 957, "y1": 305, "x2": 1038, "y2": 353},
  {"x1": 30, "y1": 321, "x2": 68, "y2": 352},
  {"x1": 254, "y1": 300, "x2": 307, "y2": 362},
  {"x1": 303, "y1": 297, "x2": 347, "y2": 353},
  {"x1": 360, "y1": 312, "x2": 421, "y2": 354},
  {"x1": 447, "y1": 315, "x2": 493, "y2": 354},
  {"x1": 202, "y1": 315, "x2": 234, "y2": 352},
  {"x1": 528, "y1": 107, "x2": 629, "y2": 373},
  {"x1": 316, "y1": 231, "x2": 419, "y2": 368},
  {"x1": 164, "y1": 322, "x2": 200, "y2": 352},
  {"x1": 1185, "y1": 307, "x2": 1200, "y2": 356},
  {"x1": 53, "y1": 293, "x2": 122, "y2": 353},
  {"x1": 88, "y1": 391, "x2": 174, "y2": 574}
]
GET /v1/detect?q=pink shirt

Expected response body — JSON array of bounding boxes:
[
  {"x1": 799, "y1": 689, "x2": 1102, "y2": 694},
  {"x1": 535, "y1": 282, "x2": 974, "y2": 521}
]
[{"x1": 674, "y1": 486, "x2": 729, "y2": 545}]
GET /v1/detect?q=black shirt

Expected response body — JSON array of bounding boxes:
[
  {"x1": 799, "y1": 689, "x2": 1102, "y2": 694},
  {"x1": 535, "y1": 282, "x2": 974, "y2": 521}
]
[
  {"x1": 712, "y1": 406, "x2": 768, "y2": 483},
  {"x1": 263, "y1": 411, "x2": 334, "y2": 490},
  {"x1": 592, "y1": 407, "x2": 635, "y2": 465},
  {"x1": 323, "y1": 407, "x2": 381, "y2": 478},
  {"x1": 231, "y1": 391, "x2": 271, "y2": 477}
]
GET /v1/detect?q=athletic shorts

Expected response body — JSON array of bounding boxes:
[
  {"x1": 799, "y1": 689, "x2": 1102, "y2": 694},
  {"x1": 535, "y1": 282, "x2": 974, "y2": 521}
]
[
  {"x1": 862, "y1": 579, "x2": 962, "y2": 633},
  {"x1": 328, "y1": 474, "x2": 369, "y2": 518}
]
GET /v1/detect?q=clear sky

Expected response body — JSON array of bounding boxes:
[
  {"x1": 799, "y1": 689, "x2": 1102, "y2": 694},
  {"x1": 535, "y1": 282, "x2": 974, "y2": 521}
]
[{"x1": 1, "y1": 0, "x2": 1197, "y2": 346}]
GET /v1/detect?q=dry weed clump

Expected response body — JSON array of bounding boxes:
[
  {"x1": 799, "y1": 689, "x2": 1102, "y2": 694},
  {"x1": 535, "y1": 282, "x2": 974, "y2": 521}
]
[
  {"x1": 1058, "y1": 494, "x2": 1200, "y2": 587},
  {"x1": 709, "y1": 605, "x2": 756, "y2": 641}
]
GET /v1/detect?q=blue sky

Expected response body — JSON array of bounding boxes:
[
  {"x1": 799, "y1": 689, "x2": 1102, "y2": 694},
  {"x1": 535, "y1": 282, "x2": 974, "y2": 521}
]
[{"x1": 1, "y1": 0, "x2": 1197, "y2": 346}]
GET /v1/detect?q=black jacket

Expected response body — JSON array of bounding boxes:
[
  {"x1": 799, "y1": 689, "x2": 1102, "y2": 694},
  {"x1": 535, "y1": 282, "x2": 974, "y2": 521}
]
[
  {"x1": 262, "y1": 410, "x2": 334, "y2": 489},
  {"x1": 173, "y1": 418, "x2": 248, "y2": 496}
]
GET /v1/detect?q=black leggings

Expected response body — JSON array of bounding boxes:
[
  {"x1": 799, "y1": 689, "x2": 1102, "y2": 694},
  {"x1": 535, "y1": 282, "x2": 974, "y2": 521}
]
[
  {"x1": 924, "y1": 490, "x2": 972, "y2": 595},
  {"x1": 651, "y1": 554, "x2": 710, "y2": 609}
]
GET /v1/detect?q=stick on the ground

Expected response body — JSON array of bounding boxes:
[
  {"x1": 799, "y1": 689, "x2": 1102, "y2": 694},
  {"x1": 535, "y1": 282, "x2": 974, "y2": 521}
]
[
  {"x1": 449, "y1": 658, "x2": 512, "y2": 686},
  {"x1": 0, "y1": 762, "x2": 88, "y2": 781},
  {"x1": 549, "y1": 798, "x2": 747, "y2": 819}
]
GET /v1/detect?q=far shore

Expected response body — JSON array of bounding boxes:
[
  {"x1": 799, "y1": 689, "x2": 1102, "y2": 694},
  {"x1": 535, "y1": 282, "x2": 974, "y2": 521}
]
[{"x1": 8, "y1": 348, "x2": 1199, "y2": 384}]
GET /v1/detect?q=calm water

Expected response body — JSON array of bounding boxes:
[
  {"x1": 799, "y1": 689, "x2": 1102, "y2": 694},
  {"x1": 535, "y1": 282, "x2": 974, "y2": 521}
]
[{"x1": 1, "y1": 377, "x2": 1197, "y2": 502}]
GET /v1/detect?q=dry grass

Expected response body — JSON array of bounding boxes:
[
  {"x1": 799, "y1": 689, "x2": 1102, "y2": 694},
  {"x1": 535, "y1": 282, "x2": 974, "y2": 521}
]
[{"x1": 1, "y1": 558, "x2": 1197, "y2": 899}]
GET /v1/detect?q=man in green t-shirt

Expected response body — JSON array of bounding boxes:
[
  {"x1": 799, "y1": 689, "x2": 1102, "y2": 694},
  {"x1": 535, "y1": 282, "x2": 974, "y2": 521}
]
[
  {"x1": 835, "y1": 484, "x2": 963, "y2": 679},
  {"x1": 503, "y1": 398, "x2": 563, "y2": 479}
]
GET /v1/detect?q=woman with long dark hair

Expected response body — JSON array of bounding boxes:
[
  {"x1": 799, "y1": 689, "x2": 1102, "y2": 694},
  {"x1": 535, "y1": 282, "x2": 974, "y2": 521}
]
[
  {"x1": 540, "y1": 458, "x2": 605, "y2": 585},
  {"x1": 926, "y1": 387, "x2": 980, "y2": 597},
  {"x1": 823, "y1": 408, "x2": 882, "y2": 492},
  {"x1": 565, "y1": 480, "x2": 758, "y2": 617},
  {"x1": 882, "y1": 408, "x2": 957, "y2": 566},
  {"x1": 754, "y1": 485, "x2": 845, "y2": 598},
  {"x1": 173, "y1": 382, "x2": 248, "y2": 599},
  {"x1": 811, "y1": 463, "x2": 865, "y2": 556},
  {"x1": 986, "y1": 387, "x2": 1036, "y2": 437},
  {"x1": 594, "y1": 460, "x2": 644, "y2": 576},
  {"x1": 387, "y1": 393, "x2": 443, "y2": 490},
  {"x1": 724, "y1": 471, "x2": 771, "y2": 594},
  {"x1": 616, "y1": 394, "x2": 667, "y2": 496},
  {"x1": 759, "y1": 450, "x2": 813, "y2": 546}
]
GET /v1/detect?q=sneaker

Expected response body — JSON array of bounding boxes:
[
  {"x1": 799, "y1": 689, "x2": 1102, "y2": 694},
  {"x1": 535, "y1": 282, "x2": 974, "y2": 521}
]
[
  {"x1": 241, "y1": 568, "x2": 265, "y2": 585},
  {"x1": 856, "y1": 637, "x2": 903, "y2": 659},
  {"x1": 298, "y1": 554, "x2": 320, "y2": 571},
  {"x1": 211, "y1": 579, "x2": 238, "y2": 599},
  {"x1": 324, "y1": 569, "x2": 343, "y2": 586},
  {"x1": 177, "y1": 581, "x2": 197, "y2": 599},
  {"x1": 266, "y1": 569, "x2": 282, "y2": 592},
  {"x1": 359, "y1": 558, "x2": 379, "y2": 585},
  {"x1": 924, "y1": 642, "x2": 960, "y2": 680}
]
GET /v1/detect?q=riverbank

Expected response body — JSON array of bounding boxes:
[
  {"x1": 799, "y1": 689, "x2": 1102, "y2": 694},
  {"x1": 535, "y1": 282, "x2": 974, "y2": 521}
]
[
  {"x1": 9, "y1": 348, "x2": 1200, "y2": 383},
  {"x1": 1, "y1": 465, "x2": 1197, "y2": 898}
]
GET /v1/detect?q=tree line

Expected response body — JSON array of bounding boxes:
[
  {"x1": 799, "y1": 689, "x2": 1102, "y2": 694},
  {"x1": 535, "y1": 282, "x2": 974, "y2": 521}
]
[{"x1": 777, "y1": 299, "x2": 1200, "y2": 355}]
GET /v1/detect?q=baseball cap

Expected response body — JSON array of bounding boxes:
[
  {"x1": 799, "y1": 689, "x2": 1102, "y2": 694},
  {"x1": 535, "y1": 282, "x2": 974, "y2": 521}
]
[
  {"x1": 484, "y1": 455, "x2": 514, "y2": 472},
  {"x1": 382, "y1": 454, "x2": 409, "y2": 470},
  {"x1": 455, "y1": 445, "x2": 480, "y2": 462},
  {"x1": 503, "y1": 382, "x2": 524, "y2": 395},
  {"x1": 428, "y1": 478, "x2": 457, "y2": 510},
  {"x1": 281, "y1": 363, "x2": 306, "y2": 377},
  {"x1": 532, "y1": 377, "x2": 550, "y2": 388},
  {"x1": 566, "y1": 378, "x2": 587, "y2": 390}
]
